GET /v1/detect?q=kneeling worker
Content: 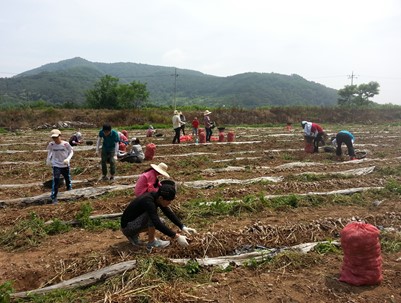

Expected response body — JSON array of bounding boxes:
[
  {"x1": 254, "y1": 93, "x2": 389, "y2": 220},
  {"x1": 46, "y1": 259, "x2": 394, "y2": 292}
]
[{"x1": 121, "y1": 183, "x2": 197, "y2": 250}]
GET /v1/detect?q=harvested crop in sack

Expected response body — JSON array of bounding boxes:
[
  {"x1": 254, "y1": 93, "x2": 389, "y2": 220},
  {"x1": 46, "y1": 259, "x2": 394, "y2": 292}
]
[{"x1": 339, "y1": 222, "x2": 382, "y2": 286}]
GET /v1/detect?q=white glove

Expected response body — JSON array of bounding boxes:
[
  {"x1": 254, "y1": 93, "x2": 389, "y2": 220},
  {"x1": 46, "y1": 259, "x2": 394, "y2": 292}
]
[
  {"x1": 182, "y1": 226, "x2": 197, "y2": 235},
  {"x1": 46, "y1": 158, "x2": 52, "y2": 166},
  {"x1": 176, "y1": 235, "x2": 189, "y2": 247},
  {"x1": 113, "y1": 155, "x2": 118, "y2": 160},
  {"x1": 63, "y1": 159, "x2": 70, "y2": 165}
]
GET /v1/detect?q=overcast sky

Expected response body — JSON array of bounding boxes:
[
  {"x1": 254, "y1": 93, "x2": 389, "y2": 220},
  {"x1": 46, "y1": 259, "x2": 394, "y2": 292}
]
[{"x1": 1, "y1": 0, "x2": 400, "y2": 104}]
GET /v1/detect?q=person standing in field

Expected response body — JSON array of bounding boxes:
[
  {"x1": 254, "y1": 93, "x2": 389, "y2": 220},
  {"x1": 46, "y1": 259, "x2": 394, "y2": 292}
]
[
  {"x1": 46, "y1": 129, "x2": 74, "y2": 204},
  {"x1": 179, "y1": 111, "x2": 187, "y2": 135},
  {"x1": 172, "y1": 110, "x2": 185, "y2": 144},
  {"x1": 192, "y1": 117, "x2": 199, "y2": 137},
  {"x1": 96, "y1": 124, "x2": 120, "y2": 181},
  {"x1": 203, "y1": 110, "x2": 213, "y2": 142}
]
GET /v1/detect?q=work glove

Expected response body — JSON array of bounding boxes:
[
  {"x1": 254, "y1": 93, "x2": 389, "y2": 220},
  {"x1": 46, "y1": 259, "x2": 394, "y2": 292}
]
[
  {"x1": 182, "y1": 226, "x2": 197, "y2": 235},
  {"x1": 46, "y1": 158, "x2": 52, "y2": 166},
  {"x1": 113, "y1": 155, "x2": 118, "y2": 161},
  {"x1": 176, "y1": 235, "x2": 189, "y2": 247},
  {"x1": 63, "y1": 159, "x2": 70, "y2": 165}
]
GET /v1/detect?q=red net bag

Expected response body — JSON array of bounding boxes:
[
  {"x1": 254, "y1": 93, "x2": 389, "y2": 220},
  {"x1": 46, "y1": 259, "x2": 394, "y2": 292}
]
[
  {"x1": 339, "y1": 222, "x2": 382, "y2": 286},
  {"x1": 218, "y1": 132, "x2": 225, "y2": 142},
  {"x1": 227, "y1": 131, "x2": 235, "y2": 142},
  {"x1": 199, "y1": 131, "x2": 206, "y2": 143},
  {"x1": 144, "y1": 143, "x2": 156, "y2": 161}
]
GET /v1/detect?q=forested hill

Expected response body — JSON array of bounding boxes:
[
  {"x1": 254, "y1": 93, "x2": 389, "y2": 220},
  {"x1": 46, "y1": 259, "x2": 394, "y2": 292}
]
[{"x1": 0, "y1": 57, "x2": 338, "y2": 108}]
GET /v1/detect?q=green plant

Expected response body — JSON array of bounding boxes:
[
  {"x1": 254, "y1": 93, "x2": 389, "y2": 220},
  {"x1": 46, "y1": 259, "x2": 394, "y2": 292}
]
[
  {"x1": 45, "y1": 219, "x2": 71, "y2": 235},
  {"x1": 380, "y1": 232, "x2": 401, "y2": 253},
  {"x1": 0, "y1": 281, "x2": 13, "y2": 303},
  {"x1": 314, "y1": 241, "x2": 341, "y2": 255},
  {"x1": 185, "y1": 259, "x2": 201, "y2": 275},
  {"x1": 385, "y1": 179, "x2": 401, "y2": 194},
  {"x1": 0, "y1": 212, "x2": 47, "y2": 250}
]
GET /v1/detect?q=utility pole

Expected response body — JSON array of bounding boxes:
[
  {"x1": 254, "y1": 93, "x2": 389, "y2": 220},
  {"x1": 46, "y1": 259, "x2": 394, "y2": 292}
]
[
  {"x1": 172, "y1": 68, "x2": 178, "y2": 110},
  {"x1": 348, "y1": 71, "x2": 357, "y2": 86}
]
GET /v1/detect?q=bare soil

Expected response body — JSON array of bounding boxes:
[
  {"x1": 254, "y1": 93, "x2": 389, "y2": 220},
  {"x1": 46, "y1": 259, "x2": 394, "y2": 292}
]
[{"x1": 1, "y1": 124, "x2": 401, "y2": 302}]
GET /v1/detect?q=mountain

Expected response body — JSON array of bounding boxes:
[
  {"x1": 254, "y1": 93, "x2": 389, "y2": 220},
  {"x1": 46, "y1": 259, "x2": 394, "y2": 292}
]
[{"x1": 0, "y1": 57, "x2": 338, "y2": 108}]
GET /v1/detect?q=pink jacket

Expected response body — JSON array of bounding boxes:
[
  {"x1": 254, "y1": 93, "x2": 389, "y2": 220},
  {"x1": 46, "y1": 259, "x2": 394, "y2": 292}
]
[{"x1": 134, "y1": 169, "x2": 160, "y2": 196}]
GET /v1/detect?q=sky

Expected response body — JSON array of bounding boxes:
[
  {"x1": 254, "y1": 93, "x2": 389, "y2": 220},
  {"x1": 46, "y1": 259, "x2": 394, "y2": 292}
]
[{"x1": 1, "y1": 0, "x2": 401, "y2": 104}]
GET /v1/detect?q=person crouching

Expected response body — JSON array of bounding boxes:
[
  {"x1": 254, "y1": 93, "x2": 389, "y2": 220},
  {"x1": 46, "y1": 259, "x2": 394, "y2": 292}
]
[{"x1": 120, "y1": 183, "x2": 197, "y2": 251}]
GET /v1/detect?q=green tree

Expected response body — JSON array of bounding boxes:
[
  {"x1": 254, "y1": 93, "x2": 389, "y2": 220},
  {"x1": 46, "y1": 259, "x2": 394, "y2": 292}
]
[
  {"x1": 86, "y1": 75, "x2": 119, "y2": 109},
  {"x1": 116, "y1": 81, "x2": 150, "y2": 108},
  {"x1": 338, "y1": 81, "x2": 380, "y2": 106}
]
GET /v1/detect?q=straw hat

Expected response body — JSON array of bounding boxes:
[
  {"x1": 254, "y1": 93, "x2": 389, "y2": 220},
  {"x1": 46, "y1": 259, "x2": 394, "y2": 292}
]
[
  {"x1": 150, "y1": 162, "x2": 170, "y2": 178},
  {"x1": 204, "y1": 110, "x2": 212, "y2": 116}
]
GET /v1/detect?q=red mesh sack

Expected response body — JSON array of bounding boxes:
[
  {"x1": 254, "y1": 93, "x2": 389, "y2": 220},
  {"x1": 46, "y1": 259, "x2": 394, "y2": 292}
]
[
  {"x1": 144, "y1": 143, "x2": 156, "y2": 161},
  {"x1": 218, "y1": 132, "x2": 225, "y2": 142},
  {"x1": 227, "y1": 131, "x2": 235, "y2": 142},
  {"x1": 199, "y1": 131, "x2": 206, "y2": 143},
  {"x1": 119, "y1": 142, "x2": 127, "y2": 152},
  {"x1": 339, "y1": 222, "x2": 382, "y2": 286}
]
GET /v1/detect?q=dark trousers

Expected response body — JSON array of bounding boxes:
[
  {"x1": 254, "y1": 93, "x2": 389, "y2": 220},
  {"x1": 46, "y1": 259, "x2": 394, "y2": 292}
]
[
  {"x1": 313, "y1": 132, "x2": 325, "y2": 152},
  {"x1": 173, "y1": 127, "x2": 181, "y2": 144},
  {"x1": 51, "y1": 166, "x2": 72, "y2": 199},
  {"x1": 205, "y1": 127, "x2": 212, "y2": 142},
  {"x1": 101, "y1": 150, "x2": 116, "y2": 176},
  {"x1": 336, "y1": 133, "x2": 355, "y2": 157},
  {"x1": 181, "y1": 124, "x2": 186, "y2": 136}
]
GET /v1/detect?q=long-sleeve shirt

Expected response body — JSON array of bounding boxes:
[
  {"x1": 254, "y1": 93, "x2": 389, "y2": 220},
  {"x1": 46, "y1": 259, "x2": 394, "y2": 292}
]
[
  {"x1": 304, "y1": 122, "x2": 323, "y2": 137},
  {"x1": 130, "y1": 144, "x2": 144, "y2": 161},
  {"x1": 204, "y1": 115, "x2": 212, "y2": 128},
  {"x1": 46, "y1": 140, "x2": 73, "y2": 167},
  {"x1": 96, "y1": 129, "x2": 119, "y2": 154},
  {"x1": 172, "y1": 114, "x2": 185, "y2": 129},
  {"x1": 134, "y1": 169, "x2": 160, "y2": 196},
  {"x1": 120, "y1": 192, "x2": 184, "y2": 237}
]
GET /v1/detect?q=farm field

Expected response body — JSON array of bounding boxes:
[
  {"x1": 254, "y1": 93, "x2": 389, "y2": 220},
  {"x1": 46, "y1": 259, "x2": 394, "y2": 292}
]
[{"x1": 1, "y1": 124, "x2": 401, "y2": 303}]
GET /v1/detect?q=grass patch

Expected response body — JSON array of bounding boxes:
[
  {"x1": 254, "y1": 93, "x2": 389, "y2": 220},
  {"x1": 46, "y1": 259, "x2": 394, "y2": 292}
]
[
  {"x1": 380, "y1": 231, "x2": 401, "y2": 253},
  {"x1": 313, "y1": 241, "x2": 341, "y2": 255},
  {"x1": 0, "y1": 281, "x2": 13, "y2": 303},
  {"x1": 75, "y1": 203, "x2": 120, "y2": 231}
]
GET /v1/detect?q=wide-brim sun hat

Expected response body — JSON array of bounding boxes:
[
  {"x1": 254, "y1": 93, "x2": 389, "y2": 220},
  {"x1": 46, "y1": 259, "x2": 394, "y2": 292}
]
[
  {"x1": 151, "y1": 162, "x2": 170, "y2": 178},
  {"x1": 204, "y1": 110, "x2": 212, "y2": 116},
  {"x1": 50, "y1": 129, "x2": 61, "y2": 138}
]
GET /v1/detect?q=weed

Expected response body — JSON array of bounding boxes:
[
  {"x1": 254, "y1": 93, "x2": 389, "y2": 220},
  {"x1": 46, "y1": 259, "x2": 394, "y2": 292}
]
[
  {"x1": 267, "y1": 195, "x2": 299, "y2": 209},
  {"x1": 45, "y1": 218, "x2": 71, "y2": 235},
  {"x1": 74, "y1": 202, "x2": 120, "y2": 231},
  {"x1": 313, "y1": 241, "x2": 341, "y2": 255},
  {"x1": 380, "y1": 231, "x2": 401, "y2": 253},
  {"x1": 71, "y1": 166, "x2": 85, "y2": 175},
  {"x1": 185, "y1": 259, "x2": 201, "y2": 275},
  {"x1": 0, "y1": 212, "x2": 47, "y2": 250},
  {"x1": 385, "y1": 179, "x2": 401, "y2": 194},
  {"x1": 0, "y1": 281, "x2": 13, "y2": 303},
  {"x1": 23, "y1": 289, "x2": 88, "y2": 303}
]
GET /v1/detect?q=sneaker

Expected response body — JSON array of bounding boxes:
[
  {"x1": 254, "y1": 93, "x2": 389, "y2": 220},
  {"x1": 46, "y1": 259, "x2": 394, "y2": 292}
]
[
  {"x1": 146, "y1": 238, "x2": 170, "y2": 251},
  {"x1": 350, "y1": 157, "x2": 357, "y2": 161},
  {"x1": 128, "y1": 235, "x2": 144, "y2": 246},
  {"x1": 101, "y1": 175, "x2": 108, "y2": 181},
  {"x1": 51, "y1": 198, "x2": 58, "y2": 204},
  {"x1": 110, "y1": 176, "x2": 115, "y2": 181}
]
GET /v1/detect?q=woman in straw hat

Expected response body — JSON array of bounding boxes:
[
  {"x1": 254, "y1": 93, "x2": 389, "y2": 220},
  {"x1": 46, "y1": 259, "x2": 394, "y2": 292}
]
[
  {"x1": 172, "y1": 110, "x2": 185, "y2": 144},
  {"x1": 203, "y1": 110, "x2": 213, "y2": 142},
  {"x1": 134, "y1": 162, "x2": 170, "y2": 197}
]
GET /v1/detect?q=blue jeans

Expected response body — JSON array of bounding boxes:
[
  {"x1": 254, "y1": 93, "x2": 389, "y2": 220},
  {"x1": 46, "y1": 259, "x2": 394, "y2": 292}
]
[
  {"x1": 51, "y1": 166, "x2": 72, "y2": 199},
  {"x1": 205, "y1": 127, "x2": 212, "y2": 142}
]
